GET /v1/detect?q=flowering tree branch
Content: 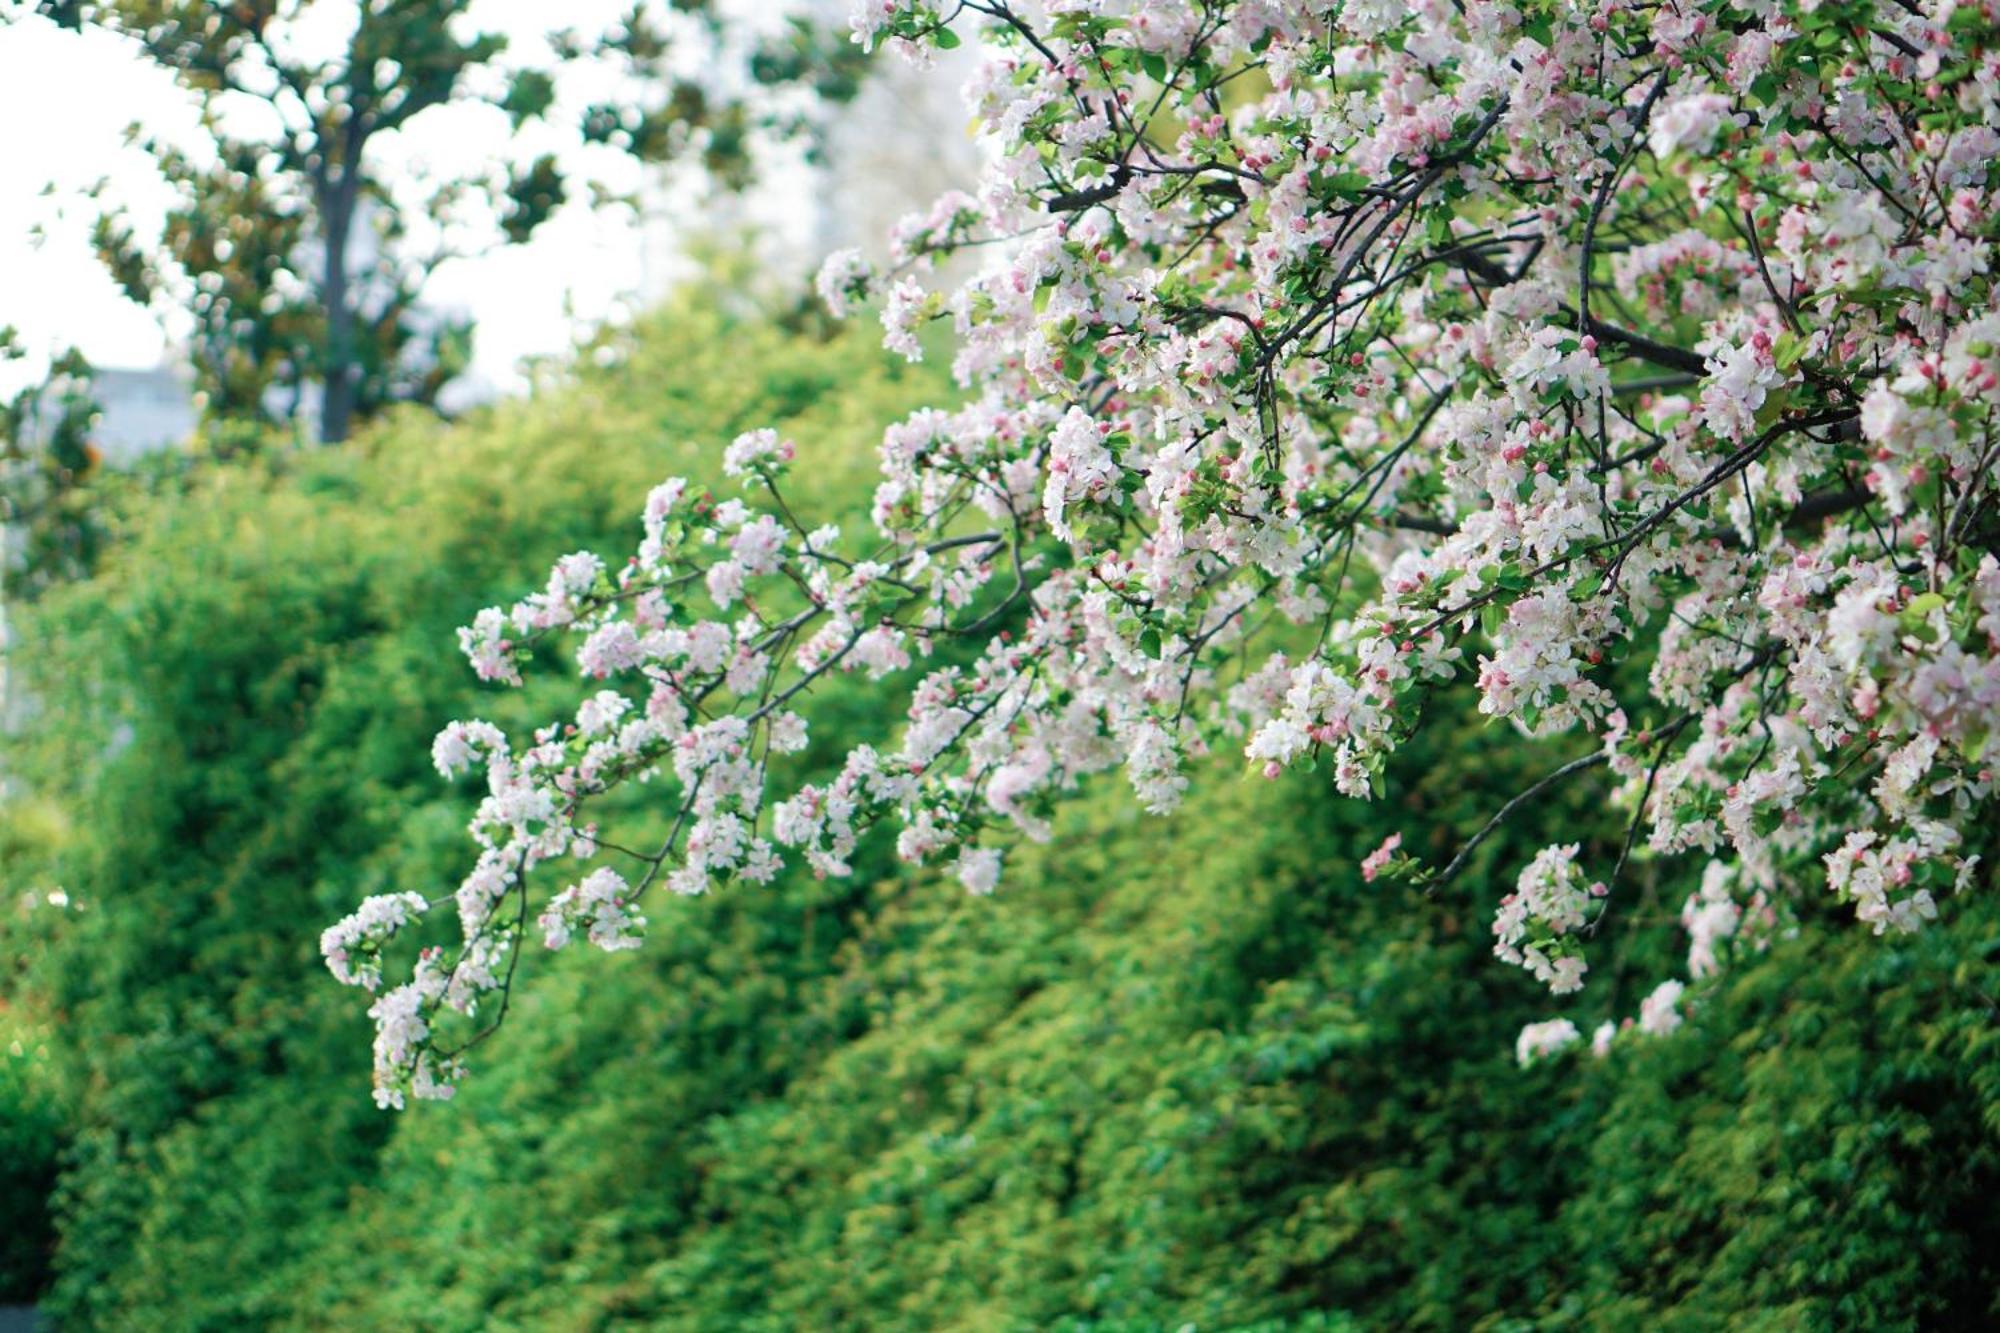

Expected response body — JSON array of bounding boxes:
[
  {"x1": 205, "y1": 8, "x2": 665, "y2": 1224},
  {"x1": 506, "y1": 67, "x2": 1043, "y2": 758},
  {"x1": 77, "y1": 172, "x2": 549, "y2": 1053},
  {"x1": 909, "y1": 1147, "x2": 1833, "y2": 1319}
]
[{"x1": 328, "y1": 0, "x2": 2000, "y2": 1105}]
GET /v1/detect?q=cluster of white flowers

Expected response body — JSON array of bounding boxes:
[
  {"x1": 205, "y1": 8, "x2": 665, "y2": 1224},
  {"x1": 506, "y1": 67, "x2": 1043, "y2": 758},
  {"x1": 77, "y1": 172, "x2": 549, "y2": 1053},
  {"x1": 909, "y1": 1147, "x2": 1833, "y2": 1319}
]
[
  {"x1": 1515, "y1": 1018, "x2": 1581, "y2": 1067},
  {"x1": 1493, "y1": 844, "x2": 1601, "y2": 995},
  {"x1": 1519, "y1": 977, "x2": 1692, "y2": 1068},
  {"x1": 813, "y1": 248, "x2": 873, "y2": 319},
  {"x1": 320, "y1": 893, "x2": 429, "y2": 991},
  {"x1": 539, "y1": 866, "x2": 645, "y2": 952},
  {"x1": 721, "y1": 428, "x2": 796, "y2": 479},
  {"x1": 329, "y1": 0, "x2": 2000, "y2": 1106}
]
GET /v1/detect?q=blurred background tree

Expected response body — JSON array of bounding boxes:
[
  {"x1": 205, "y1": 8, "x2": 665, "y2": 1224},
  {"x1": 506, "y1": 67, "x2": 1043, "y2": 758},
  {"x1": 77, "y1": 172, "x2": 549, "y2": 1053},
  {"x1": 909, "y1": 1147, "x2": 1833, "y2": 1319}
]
[
  {"x1": 0, "y1": 331, "x2": 104, "y2": 598},
  {"x1": 26, "y1": 0, "x2": 863, "y2": 443}
]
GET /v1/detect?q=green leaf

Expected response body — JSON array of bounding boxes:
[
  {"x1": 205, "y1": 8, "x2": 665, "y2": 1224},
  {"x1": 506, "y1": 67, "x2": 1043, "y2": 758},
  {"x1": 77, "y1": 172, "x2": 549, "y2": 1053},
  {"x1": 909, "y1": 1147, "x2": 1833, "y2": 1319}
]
[
  {"x1": 1318, "y1": 172, "x2": 1372, "y2": 201},
  {"x1": 1752, "y1": 386, "x2": 1794, "y2": 432}
]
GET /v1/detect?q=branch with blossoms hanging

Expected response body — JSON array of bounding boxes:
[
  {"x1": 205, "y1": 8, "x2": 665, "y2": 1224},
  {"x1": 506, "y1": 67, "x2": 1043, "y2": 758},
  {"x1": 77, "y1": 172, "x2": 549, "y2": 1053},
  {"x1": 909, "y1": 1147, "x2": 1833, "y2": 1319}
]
[{"x1": 326, "y1": 0, "x2": 2000, "y2": 1107}]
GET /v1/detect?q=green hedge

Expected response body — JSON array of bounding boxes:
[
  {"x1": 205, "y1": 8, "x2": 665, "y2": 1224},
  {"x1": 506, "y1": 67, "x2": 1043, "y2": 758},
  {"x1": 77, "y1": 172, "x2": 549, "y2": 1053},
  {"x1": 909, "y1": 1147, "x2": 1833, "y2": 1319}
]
[{"x1": 3, "y1": 289, "x2": 1993, "y2": 1330}]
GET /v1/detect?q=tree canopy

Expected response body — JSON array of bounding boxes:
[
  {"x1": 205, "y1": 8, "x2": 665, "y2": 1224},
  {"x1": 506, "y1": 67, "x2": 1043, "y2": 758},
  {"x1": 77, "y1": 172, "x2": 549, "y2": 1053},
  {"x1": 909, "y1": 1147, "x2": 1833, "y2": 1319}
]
[{"x1": 31, "y1": 0, "x2": 863, "y2": 440}]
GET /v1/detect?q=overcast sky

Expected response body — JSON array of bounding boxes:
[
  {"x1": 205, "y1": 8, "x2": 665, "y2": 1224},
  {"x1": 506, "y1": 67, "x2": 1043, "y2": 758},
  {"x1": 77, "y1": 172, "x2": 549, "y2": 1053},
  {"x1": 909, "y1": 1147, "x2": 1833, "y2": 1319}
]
[{"x1": 0, "y1": 0, "x2": 826, "y2": 395}]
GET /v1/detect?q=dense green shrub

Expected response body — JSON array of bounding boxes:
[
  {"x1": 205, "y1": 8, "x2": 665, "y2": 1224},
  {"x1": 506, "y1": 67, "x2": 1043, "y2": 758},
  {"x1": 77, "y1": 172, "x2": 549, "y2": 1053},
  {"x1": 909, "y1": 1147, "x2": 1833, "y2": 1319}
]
[
  {"x1": 280, "y1": 767, "x2": 1997, "y2": 1332},
  {"x1": 0, "y1": 291, "x2": 943, "y2": 1327},
  {"x1": 0, "y1": 1010, "x2": 65, "y2": 1302},
  {"x1": 3, "y1": 288, "x2": 1993, "y2": 1330}
]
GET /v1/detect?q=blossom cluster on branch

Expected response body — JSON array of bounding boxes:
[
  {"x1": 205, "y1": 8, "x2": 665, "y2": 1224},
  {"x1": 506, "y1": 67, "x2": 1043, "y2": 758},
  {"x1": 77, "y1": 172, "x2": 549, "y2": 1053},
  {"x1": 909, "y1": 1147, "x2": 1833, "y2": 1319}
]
[{"x1": 326, "y1": 0, "x2": 2000, "y2": 1108}]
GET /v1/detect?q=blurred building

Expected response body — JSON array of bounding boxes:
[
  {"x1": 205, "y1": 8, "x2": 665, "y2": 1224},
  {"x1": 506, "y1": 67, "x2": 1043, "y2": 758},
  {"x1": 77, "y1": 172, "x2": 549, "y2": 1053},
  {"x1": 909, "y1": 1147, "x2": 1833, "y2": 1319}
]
[
  {"x1": 808, "y1": 41, "x2": 986, "y2": 263},
  {"x1": 674, "y1": 6, "x2": 986, "y2": 295},
  {"x1": 1, "y1": 361, "x2": 192, "y2": 735},
  {"x1": 85, "y1": 364, "x2": 195, "y2": 463}
]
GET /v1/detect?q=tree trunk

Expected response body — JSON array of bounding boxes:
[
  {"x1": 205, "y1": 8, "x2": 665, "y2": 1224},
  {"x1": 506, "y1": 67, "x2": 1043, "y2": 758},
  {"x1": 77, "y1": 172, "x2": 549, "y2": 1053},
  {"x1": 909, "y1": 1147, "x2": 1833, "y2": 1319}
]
[
  {"x1": 318, "y1": 120, "x2": 366, "y2": 445},
  {"x1": 320, "y1": 176, "x2": 356, "y2": 445}
]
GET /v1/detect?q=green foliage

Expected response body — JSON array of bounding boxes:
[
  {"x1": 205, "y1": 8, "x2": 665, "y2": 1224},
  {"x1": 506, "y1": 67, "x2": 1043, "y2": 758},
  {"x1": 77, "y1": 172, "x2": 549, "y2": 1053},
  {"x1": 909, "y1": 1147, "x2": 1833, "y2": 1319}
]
[
  {"x1": 4, "y1": 291, "x2": 1994, "y2": 1329},
  {"x1": 1, "y1": 334, "x2": 106, "y2": 596},
  {"x1": 0, "y1": 1011, "x2": 66, "y2": 1302},
  {"x1": 0, "y1": 291, "x2": 939, "y2": 1325},
  {"x1": 1554, "y1": 917, "x2": 2000, "y2": 1329},
  {"x1": 283, "y1": 769, "x2": 1999, "y2": 1332}
]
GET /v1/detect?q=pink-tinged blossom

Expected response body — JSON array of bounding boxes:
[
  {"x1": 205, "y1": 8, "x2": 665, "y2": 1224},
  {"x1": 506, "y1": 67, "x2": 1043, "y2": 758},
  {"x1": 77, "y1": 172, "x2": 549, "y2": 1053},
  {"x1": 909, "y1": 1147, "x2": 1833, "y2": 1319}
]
[
  {"x1": 1042, "y1": 407, "x2": 1118, "y2": 544},
  {"x1": 1648, "y1": 93, "x2": 1738, "y2": 159},
  {"x1": 956, "y1": 846, "x2": 1002, "y2": 896},
  {"x1": 432, "y1": 719, "x2": 506, "y2": 778},
  {"x1": 1493, "y1": 844, "x2": 1601, "y2": 995},
  {"x1": 1516, "y1": 1018, "x2": 1581, "y2": 1067},
  {"x1": 847, "y1": 0, "x2": 942, "y2": 53},
  {"x1": 881, "y1": 277, "x2": 931, "y2": 361},
  {"x1": 1682, "y1": 861, "x2": 1744, "y2": 979},
  {"x1": 577, "y1": 621, "x2": 644, "y2": 679},
  {"x1": 768, "y1": 712, "x2": 809, "y2": 754},
  {"x1": 1637, "y1": 980, "x2": 1686, "y2": 1037},
  {"x1": 1823, "y1": 831, "x2": 1945, "y2": 936},
  {"x1": 723, "y1": 428, "x2": 795, "y2": 478},
  {"x1": 540, "y1": 867, "x2": 646, "y2": 952},
  {"x1": 1506, "y1": 327, "x2": 1610, "y2": 405},
  {"x1": 321, "y1": 892, "x2": 429, "y2": 991},
  {"x1": 455, "y1": 854, "x2": 513, "y2": 936},
  {"x1": 366, "y1": 984, "x2": 433, "y2": 1109},
  {"x1": 729, "y1": 514, "x2": 787, "y2": 576},
  {"x1": 551, "y1": 551, "x2": 603, "y2": 599},
  {"x1": 814, "y1": 247, "x2": 873, "y2": 318},
  {"x1": 1698, "y1": 339, "x2": 1785, "y2": 442},
  {"x1": 458, "y1": 608, "x2": 519, "y2": 685},
  {"x1": 1360, "y1": 832, "x2": 1402, "y2": 883},
  {"x1": 575, "y1": 691, "x2": 631, "y2": 739}
]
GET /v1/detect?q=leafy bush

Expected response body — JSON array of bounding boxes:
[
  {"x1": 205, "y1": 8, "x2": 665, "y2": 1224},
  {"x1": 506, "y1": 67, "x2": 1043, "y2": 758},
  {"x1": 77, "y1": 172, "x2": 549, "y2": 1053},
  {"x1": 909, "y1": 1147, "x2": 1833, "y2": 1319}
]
[
  {"x1": 3, "y1": 288, "x2": 1993, "y2": 1330},
  {"x1": 0, "y1": 1009, "x2": 65, "y2": 1302},
  {"x1": 0, "y1": 290, "x2": 942, "y2": 1326}
]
